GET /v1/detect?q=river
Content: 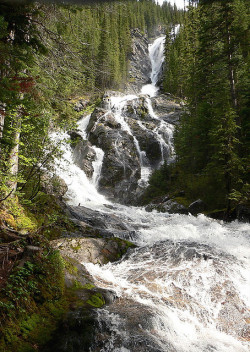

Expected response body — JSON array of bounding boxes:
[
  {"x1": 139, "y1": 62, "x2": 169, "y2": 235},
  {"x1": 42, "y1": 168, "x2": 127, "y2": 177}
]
[{"x1": 54, "y1": 36, "x2": 250, "y2": 352}]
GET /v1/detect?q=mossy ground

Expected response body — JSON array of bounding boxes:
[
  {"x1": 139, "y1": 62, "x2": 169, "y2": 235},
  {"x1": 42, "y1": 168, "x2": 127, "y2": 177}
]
[
  {"x1": 0, "y1": 193, "x2": 78, "y2": 352},
  {"x1": 0, "y1": 248, "x2": 67, "y2": 352}
]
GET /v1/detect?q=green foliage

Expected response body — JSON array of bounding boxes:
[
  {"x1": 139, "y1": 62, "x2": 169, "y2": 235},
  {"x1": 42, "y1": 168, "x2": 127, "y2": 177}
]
[
  {"x1": 83, "y1": 283, "x2": 96, "y2": 290},
  {"x1": 0, "y1": 248, "x2": 67, "y2": 352}
]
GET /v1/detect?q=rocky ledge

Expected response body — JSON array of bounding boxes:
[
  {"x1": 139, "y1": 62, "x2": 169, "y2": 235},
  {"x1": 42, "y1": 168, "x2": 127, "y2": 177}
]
[{"x1": 52, "y1": 236, "x2": 134, "y2": 266}]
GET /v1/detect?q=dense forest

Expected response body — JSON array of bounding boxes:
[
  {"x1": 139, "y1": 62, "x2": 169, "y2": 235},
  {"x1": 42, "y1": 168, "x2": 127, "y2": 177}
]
[{"x1": 147, "y1": 0, "x2": 249, "y2": 218}]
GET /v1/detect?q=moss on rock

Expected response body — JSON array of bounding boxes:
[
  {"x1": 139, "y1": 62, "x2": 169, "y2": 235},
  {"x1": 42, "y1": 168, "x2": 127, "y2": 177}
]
[{"x1": 86, "y1": 292, "x2": 105, "y2": 308}]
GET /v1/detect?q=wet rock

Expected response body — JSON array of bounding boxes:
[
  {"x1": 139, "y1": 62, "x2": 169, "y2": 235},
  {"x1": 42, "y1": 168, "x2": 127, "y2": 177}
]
[
  {"x1": 41, "y1": 174, "x2": 68, "y2": 199},
  {"x1": 91, "y1": 298, "x2": 177, "y2": 352},
  {"x1": 43, "y1": 308, "x2": 96, "y2": 352},
  {"x1": 127, "y1": 119, "x2": 162, "y2": 167},
  {"x1": 52, "y1": 236, "x2": 134, "y2": 266},
  {"x1": 123, "y1": 96, "x2": 154, "y2": 122},
  {"x1": 68, "y1": 205, "x2": 136, "y2": 239},
  {"x1": 74, "y1": 99, "x2": 89, "y2": 112},
  {"x1": 68, "y1": 129, "x2": 82, "y2": 142},
  {"x1": 188, "y1": 199, "x2": 206, "y2": 215},
  {"x1": 87, "y1": 108, "x2": 141, "y2": 204},
  {"x1": 163, "y1": 200, "x2": 188, "y2": 214},
  {"x1": 145, "y1": 199, "x2": 188, "y2": 215},
  {"x1": 151, "y1": 94, "x2": 184, "y2": 125},
  {"x1": 73, "y1": 140, "x2": 96, "y2": 179}
]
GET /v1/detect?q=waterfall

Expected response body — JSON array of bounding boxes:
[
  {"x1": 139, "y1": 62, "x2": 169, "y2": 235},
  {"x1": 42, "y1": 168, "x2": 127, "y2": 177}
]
[
  {"x1": 141, "y1": 36, "x2": 165, "y2": 97},
  {"x1": 51, "y1": 121, "x2": 108, "y2": 207},
  {"x1": 53, "y1": 36, "x2": 250, "y2": 352}
]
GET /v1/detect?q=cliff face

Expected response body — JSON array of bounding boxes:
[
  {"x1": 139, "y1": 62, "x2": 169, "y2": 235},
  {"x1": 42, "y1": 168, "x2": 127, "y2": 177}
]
[{"x1": 125, "y1": 29, "x2": 151, "y2": 94}]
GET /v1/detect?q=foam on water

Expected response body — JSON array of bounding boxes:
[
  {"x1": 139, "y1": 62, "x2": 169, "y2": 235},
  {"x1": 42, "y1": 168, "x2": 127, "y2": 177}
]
[
  {"x1": 85, "y1": 210, "x2": 250, "y2": 351},
  {"x1": 50, "y1": 129, "x2": 108, "y2": 208}
]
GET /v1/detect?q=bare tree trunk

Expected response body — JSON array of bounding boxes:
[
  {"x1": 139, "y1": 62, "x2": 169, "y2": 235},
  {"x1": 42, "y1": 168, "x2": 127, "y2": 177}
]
[
  {"x1": 9, "y1": 108, "x2": 22, "y2": 193},
  {"x1": 0, "y1": 103, "x2": 6, "y2": 154},
  {"x1": 227, "y1": 31, "x2": 238, "y2": 112}
]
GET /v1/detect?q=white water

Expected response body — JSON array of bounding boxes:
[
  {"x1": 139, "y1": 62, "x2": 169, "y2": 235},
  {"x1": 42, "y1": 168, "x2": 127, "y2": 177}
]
[
  {"x1": 85, "y1": 209, "x2": 250, "y2": 351},
  {"x1": 51, "y1": 125, "x2": 108, "y2": 207},
  {"x1": 141, "y1": 36, "x2": 165, "y2": 97},
  {"x1": 53, "y1": 37, "x2": 250, "y2": 351}
]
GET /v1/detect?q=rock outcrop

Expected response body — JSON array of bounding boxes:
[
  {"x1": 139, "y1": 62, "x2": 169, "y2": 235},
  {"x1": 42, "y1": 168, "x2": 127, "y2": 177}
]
[
  {"x1": 125, "y1": 29, "x2": 151, "y2": 94},
  {"x1": 145, "y1": 198, "x2": 188, "y2": 214},
  {"x1": 188, "y1": 199, "x2": 206, "y2": 215},
  {"x1": 68, "y1": 205, "x2": 136, "y2": 239},
  {"x1": 151, "y1": 94, "x2": 185, "y2": 125},
  {"x1": 86, "y1": 108, "x2": 141, "y2": 203},
  {"x1": 52, "y1": 237, "x2": 134, "y2": 266}
]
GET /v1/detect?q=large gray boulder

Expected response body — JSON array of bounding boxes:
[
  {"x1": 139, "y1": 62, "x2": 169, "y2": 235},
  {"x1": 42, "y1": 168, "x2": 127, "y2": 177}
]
[
  {"x1": 52, "y1": 237, "x2": 133, "y2": 265},
  {"x1": 41, "y1": 174, "x2": 68, "y2": 199},
  {"x1": 145, "y1": 199, "x2": 188, "y2": 215},
  {"x1": 188, "y1": 199, "x2": 206, "y2": 215},
  {"x1": 87, "y1": 108, "x2": 141, "y2": 204},
  {"x1": 123, "y1": 96, "x2": 153, "y2": 122}
]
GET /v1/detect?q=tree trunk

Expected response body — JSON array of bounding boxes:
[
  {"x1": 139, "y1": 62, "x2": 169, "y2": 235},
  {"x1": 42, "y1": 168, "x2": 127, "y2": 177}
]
[
  {"x1": 9, "y1": 108, "x2": 22, "y2": 193},
  {"x1": 0, "y1": 103, "x2": 6, "y2": 155},
  {"x1": 227, "y1": 31, "x2": 238, "y2": 112}
]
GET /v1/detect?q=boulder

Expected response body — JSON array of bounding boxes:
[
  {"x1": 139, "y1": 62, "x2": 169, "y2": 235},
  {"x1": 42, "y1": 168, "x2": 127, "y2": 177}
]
[
  {"x1": 236, "y1": 204, "x2": 250, "y2": 222},
  {"x1": 68, "y1": 205, "x2": 133, "y2": 236},
  {"x1": 68, "y1": 130, "x2": 82, "y2": 142},
  {"x1": 162, "y1": 200, "x2": 188, "y2": 214},
  {"x1": 52, "y1": 237, "x2": 134, "y2": 265},
  {"x1": 74, "y1": 99, "x2": 89, "y2": 112},
  {"x1": 145, "y1": 199, "x2": 188, "y2": 215},
  {"x1": 72, "y1": 140, "x2": 96, "y2": 179},
  {"x1": 151, "y1": 94, "x2": 184, "y2": 125},
  {"x1": 188, "y1": 199, "x2": 206, "y2": 215},
  {"x1": 127, "y1": 119, "x2": 162, "y2": 167},
  {"x1": 41, "y1": 174, "x2": 68, "y2": 199},
  {"x1": 123, "y1": 96, "x2": 153, "y2": 122}
]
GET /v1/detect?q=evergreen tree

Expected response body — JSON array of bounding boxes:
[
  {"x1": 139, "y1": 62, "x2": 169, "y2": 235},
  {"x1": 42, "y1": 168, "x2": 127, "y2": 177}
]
[{"x1": 163, "y1": 0, "x2": 250, "y2": 213}]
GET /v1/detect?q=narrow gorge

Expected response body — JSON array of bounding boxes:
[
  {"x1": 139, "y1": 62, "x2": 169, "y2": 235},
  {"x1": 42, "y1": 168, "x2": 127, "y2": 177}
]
[{"x1": 49, "y1": 33, "x2": 250, "y2": 352}]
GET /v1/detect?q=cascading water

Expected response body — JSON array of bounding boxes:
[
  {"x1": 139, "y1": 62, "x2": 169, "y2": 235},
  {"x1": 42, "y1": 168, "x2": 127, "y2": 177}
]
[
  {"x1": 141, "y1": 36, "x2": 165, "y2": 97},
  {"x1": 54, "y1": 36, "x2": 250, "y2": 351}
]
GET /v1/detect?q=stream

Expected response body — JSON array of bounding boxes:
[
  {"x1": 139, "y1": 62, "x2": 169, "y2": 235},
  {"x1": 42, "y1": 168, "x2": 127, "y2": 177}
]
[{"x1": 54, "y1": 36, "x2": 250, "y2": 351}]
